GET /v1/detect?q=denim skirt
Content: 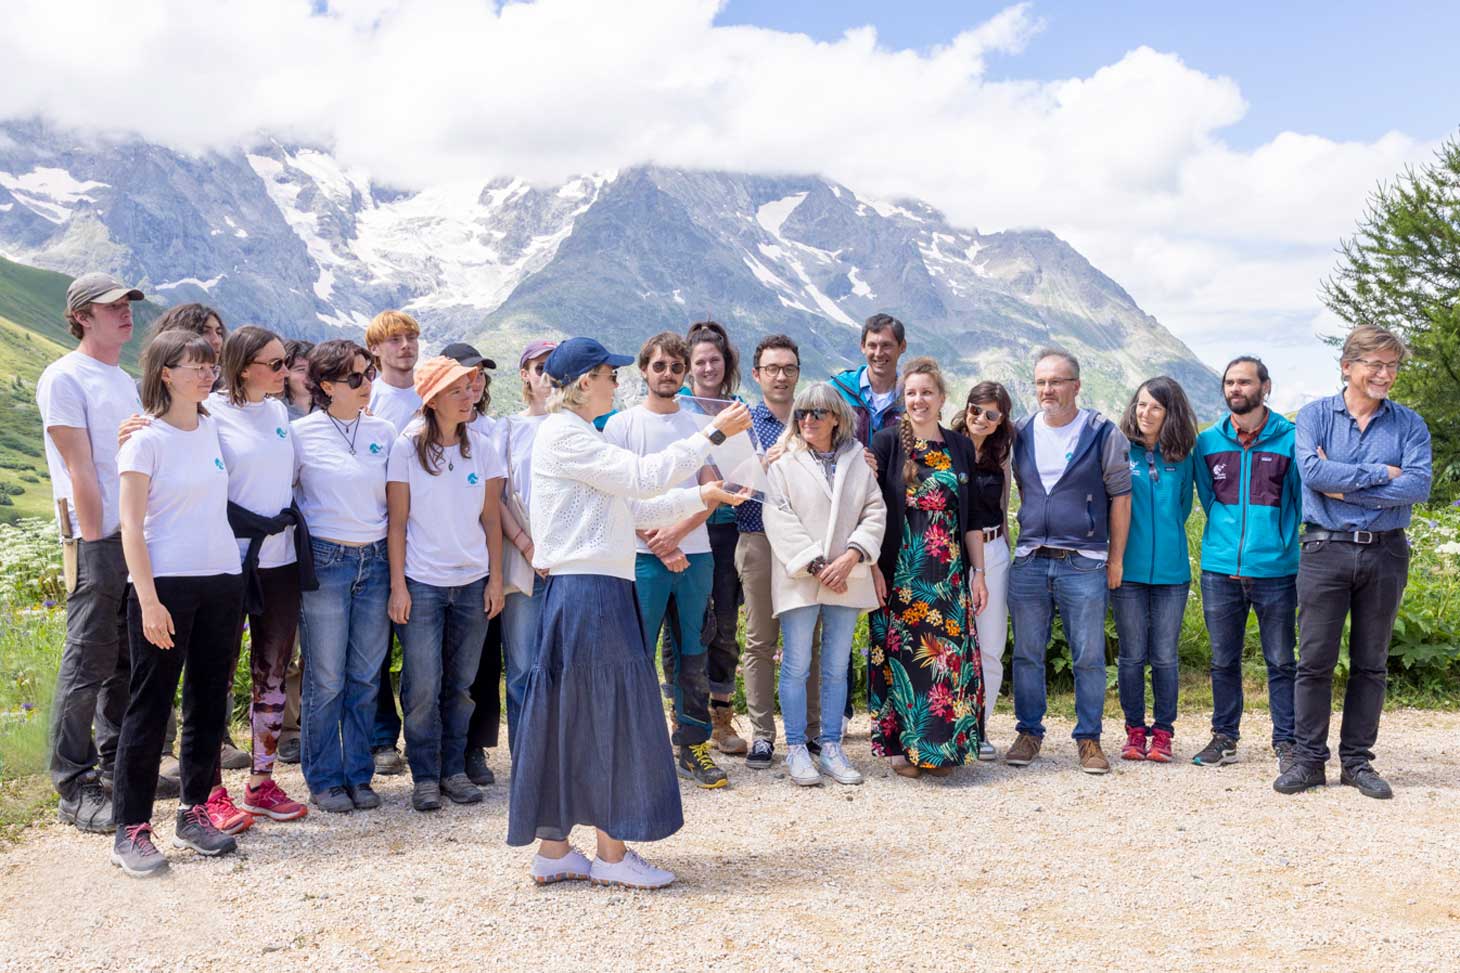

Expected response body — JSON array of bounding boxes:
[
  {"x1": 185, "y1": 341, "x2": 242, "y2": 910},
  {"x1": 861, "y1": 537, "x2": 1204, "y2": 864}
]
[{"x1": 506, "y1": 573, "x2": 683, "y2": 846}]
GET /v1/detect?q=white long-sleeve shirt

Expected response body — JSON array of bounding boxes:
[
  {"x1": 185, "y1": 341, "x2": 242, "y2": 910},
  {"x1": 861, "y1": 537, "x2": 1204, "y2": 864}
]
[{"x1": 529, "y1": 410, "x2": 712, "y2": 580}]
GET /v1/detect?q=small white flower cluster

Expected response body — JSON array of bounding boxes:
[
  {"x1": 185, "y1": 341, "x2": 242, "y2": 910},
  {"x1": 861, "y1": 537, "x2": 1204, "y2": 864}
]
[{"x1": 0, "y1": 517, "x2": 64, "y2": 608}]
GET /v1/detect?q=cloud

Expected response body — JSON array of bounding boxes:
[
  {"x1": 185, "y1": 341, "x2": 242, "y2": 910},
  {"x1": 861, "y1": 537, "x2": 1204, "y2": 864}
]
[{"x1": 0, "y1": 0, "x2": 1439, "y2": 401}]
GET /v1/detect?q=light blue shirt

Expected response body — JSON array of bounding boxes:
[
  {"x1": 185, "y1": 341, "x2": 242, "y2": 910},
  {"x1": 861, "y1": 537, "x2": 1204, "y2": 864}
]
[{"x1": 1294, "y1": 392, "x2": 1432, "y2": 532}]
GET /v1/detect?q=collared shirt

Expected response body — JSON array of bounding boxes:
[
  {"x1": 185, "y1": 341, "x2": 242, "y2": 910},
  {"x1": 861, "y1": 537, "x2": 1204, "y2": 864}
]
[
  {"x1": 736, "y1": 402, "x2": 787, "y2": 533},
  {"x1": 1234, "y1": 409, "x2": 1269, "y2": 450},
  {"x1": 1294, "y1": 391, "x2": 1432, "y2": 532}
]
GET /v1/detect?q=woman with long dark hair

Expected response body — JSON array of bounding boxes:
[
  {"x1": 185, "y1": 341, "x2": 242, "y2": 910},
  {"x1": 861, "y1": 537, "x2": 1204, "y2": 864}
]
[{"x1": 1112, "y1": 376, "x2": 1198, "y2": 764}]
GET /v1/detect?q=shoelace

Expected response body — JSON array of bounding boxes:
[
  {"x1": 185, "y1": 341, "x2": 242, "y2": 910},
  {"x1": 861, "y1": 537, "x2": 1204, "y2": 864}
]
[
  {"x1": 124, "y1": 823, "x2": 157, "y2": 853},
  {"x1": 688, "y1": 743, "x2": 716, "y2": 770}
]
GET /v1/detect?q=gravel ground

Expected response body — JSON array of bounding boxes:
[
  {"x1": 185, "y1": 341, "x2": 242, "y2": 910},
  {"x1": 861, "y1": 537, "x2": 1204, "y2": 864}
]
[{"x1": 2, "y1": 709, "x2": 1458, "y2": 973}]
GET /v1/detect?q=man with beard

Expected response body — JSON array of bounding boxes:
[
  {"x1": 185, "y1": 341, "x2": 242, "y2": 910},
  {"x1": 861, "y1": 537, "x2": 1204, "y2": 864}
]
[{"x1": 1191, "y1": 356, "x2": 1301, "y2": 769}]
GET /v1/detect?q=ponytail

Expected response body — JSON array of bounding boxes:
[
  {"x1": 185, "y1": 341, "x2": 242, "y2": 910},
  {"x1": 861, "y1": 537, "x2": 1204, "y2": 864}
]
[{"x1": 900, "y1": 413, "x2": 919, "y2": 487}]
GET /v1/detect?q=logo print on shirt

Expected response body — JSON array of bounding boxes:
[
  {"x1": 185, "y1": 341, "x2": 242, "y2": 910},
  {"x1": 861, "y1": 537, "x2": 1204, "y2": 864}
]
[
  {"x1": 1212, "y1": 462, "x2": 1227, "y2": 481},
  {"x1": 214, "y1": 458, "x2": 225, "y2": 471},
  {"x1": 369, "y1": 442, "x2": 382, "y2": 454},
  {"x1": 467, "y1": 472, "x2": 480, "y2": 486},
  {"x1": 275, "y1": 427, "x2": 287, "y2": 439}
]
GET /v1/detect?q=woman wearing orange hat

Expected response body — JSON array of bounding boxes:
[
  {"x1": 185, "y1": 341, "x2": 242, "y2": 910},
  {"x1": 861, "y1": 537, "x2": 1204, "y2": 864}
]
[{"x1": 386, "y1": 356, "x2": 507, "y2": 811}]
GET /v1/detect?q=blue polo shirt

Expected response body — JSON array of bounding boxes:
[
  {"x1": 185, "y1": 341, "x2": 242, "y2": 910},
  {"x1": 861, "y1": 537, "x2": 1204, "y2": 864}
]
[{"x1": 1294, "y1": 392, "x2": 1432, "y2": 531}]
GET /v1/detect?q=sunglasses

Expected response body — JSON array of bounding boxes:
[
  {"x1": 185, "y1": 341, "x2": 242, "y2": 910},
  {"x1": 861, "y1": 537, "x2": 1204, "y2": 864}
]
[
  {"x1": 329, "y1": 365, "x2": 378, "y2": 389},
  {"x1": 250, "y1": 357, "x2": 286, "y2": 373},
  {"x1": 649, "y1": 360, "x2": 687, "y2": 375},
  {"x1": 526, "y1": 362, "x2": 547, "y2": 376},
  {"x1": 794, "y1": 408, "x2": 832, "y2": 422},
  {"x1": 965, "y1": 406, "x2": 1003, "y2": 423}
]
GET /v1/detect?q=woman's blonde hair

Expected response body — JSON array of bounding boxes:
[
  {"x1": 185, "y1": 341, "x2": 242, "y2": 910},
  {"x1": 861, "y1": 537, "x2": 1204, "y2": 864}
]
[
  {"x1": 545, "y1": 367, "x2": 598, "y2": 414},
  {"x1": 777, "y1": 382, "x2": 857, "y2": 454}
]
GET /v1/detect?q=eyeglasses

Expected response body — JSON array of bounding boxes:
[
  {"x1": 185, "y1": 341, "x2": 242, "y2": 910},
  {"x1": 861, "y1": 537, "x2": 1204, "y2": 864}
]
[
  {"x1": 329, "y1": 365, "x2": 378, "y2": 389},
  {"x1": 1034, "y1": 378, "x2": 1076, "y2": 390},
  {"x1": 649, "y1": 360, "x2": 687, "y2": 375},
  {"x1": 250, "y1": 357, "x2": 286, "y2": 373},
  {"x1": 966, "y1": 406, "x2": 1003, "y2": 423},
  {"x1": 1353, "y1": 358, "x2": 1401, "y2": 374},
  {"x1": 794, "y1": 408, "x2": 831, "y2": 422},
  {"x1": 169, "y1": 363, "x2": 220, "y2": 380},
  {"x1": 756, "y1": 364, "x2": 800, "y2": 378}
]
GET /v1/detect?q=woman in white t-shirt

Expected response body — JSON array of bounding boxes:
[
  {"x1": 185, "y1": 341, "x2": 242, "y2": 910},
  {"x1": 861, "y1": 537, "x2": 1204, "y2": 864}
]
[
  {"x1": 386, "y1": 357, "x2": 506, "y2": 811},
  {"x1": 110, "y1": 331, "x2": 245, "y2": 878},
  {"x1": 292, "y1": 339, "x2": 396, "y2": 815}
]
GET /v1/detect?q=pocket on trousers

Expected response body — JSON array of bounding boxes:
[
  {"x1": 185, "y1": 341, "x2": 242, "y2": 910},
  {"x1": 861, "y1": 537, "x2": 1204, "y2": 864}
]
[
  {"x1": 1068, "y1": 553, "x2": 1105, "y2": 573},
  {"x1": 309, "y1": 541, "x2": 344, "y2": 569},
  {"x1": 1300, "y1": 539, "x2": 1327, "y2": 555}
]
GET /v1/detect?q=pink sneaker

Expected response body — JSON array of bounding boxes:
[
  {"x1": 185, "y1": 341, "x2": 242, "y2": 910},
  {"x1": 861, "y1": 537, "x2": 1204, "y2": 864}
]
[
  {"x1": 1147, "y1": 728, "x2": 1174, "y2": 763},
  {"x1": 240, "y1": 779, "x2": 309, "y2": 821},
  {"x1": 205, "y1": 785, "x2": 254, "y2": 835},
  {"x1": 1121, "y1": 726, "x2": 1148, "y2": 761}
]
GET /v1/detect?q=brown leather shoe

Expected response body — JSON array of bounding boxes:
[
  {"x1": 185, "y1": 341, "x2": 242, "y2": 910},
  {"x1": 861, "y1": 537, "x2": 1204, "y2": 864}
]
[
  {"x1": 1004, "y1": 732, "x2": 1042, "y2": 766},
  {"x1": 1078, "y1": 739, "x2": 1111, "y2": 775},
  {"x1": 710, "y1": 705, "x2": 748, "y2": 755}
]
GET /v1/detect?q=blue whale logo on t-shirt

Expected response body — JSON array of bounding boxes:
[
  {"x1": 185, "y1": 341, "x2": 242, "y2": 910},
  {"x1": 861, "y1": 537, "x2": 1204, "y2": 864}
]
[
  {"x1": 369, "y1": 442, "x2": 382, "y2": 454},
  {"x1": 214, "y1": 458, "x2": 225, "y2": 471},
  {"x1": 275, "y1": 427, "x2": 287, "y2": 439},
  {"x1": 467, "y1": 472, "x2": 480, "y2": 486}
]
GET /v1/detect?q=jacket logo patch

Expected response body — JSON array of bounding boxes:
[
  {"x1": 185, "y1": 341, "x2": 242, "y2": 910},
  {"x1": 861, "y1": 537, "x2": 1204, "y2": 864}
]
[{"x1": 1212, "y1": 462, "x2": 1227, "y2": 480}]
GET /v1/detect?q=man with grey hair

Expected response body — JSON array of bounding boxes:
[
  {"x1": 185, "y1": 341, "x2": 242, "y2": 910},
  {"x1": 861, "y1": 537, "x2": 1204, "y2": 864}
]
[{"x1": 1005, "y1": 347, "x2": 1132, "y2": 774}]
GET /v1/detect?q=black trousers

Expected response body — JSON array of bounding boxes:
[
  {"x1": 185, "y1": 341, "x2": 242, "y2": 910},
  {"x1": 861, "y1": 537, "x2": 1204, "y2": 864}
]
[
  {"x1": 1293, "y1": 534, "x2": 1409, "y2": 769},
  {"x1": 113, "y1": 574, "x2": 244, "y2": 826},
  {"x1": 467, "y1": 612, "x2": 503, "y2": 750}
]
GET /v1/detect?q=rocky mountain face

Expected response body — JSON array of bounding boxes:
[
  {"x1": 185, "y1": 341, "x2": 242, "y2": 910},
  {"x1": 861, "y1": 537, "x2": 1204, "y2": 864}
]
[{"x1": 0, "y1": 120, "x2": 1220, "y2": 416}]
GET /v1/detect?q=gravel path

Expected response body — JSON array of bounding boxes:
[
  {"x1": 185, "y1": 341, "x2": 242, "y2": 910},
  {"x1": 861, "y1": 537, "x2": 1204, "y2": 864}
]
[{"x1": 2, "y1": 709, "x2": 1458, "y2": 973}]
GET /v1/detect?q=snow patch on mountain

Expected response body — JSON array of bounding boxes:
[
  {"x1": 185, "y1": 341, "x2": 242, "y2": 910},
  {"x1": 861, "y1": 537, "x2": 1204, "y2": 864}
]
[
  {"x1": 158, "y1": 273, "x2": 226, "y2": 291},
  {"x1": 0, "y1": 166, "x2": 109, "y2": 223},
  {"x1": 755, "y1": 192, "x2": 807, "y2": 237}
]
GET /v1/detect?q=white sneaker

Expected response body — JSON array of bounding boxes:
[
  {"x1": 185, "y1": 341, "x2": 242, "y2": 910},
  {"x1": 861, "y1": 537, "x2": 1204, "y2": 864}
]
[
  {"x1": 977, "y1": 740, "x2": 997, "y2": 762},
  {"x1": 530, "y1": 846, "x2": 592, "y2": 885},
  {"x1": 817, "y1": 742, "x2": 863, "y2": 785},
  {"x1": 590, "y1": 848, "x2": 675, "y2": 889},
  {"x1": 786, "y1": 744, "x2": 823, "y2": 786}
]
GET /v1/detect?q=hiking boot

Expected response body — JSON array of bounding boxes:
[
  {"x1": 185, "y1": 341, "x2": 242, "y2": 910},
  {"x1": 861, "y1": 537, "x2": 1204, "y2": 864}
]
[
  {"x1": 746, "y1": 739, "x2": 774, "y2": 770},
  {"x1": 346, "y1": 783, "x2": 382, "y2": 809},
  {"x1": 310, "y1": 786, "x2": 354, "y2": 814},
  {"x1": 465, "y1": 748, "x2": 496, "y2": 786},
  {"x1": 1273, "y1": 740, "x2": 1297, "y2": 775},
  {"x1": 976, "y1": 739, "x2": 997, "y2": 762},
  {"x1": 1004, "y1": 732, "x2": 1042, "y2": 767},
  {"x1": 1340, "y1": 763, "x2": 1393, "y2": 800},
  {"x1": 441, "y1": 773, "x2": 484, "y2": 805},
  {"x1": 111, "y1": 823, "x2": 169, "y2": 878},
  {"x1": 1121, "y1": 726, "x2": 1148, "y2": 761},
  {"x1": 154, "y1": 772, "x2": 180, "y2": 800},
  {"x1": 531, "y1": 846, "x2": 592, "y2": 885},
  {"x1": 219, "y1": 737, "x2": 251, "y2": 771},
  {"x1": 1147, "y1": 728, "x2": 1174, "y2": 764},
  {"x1": 204, "y1": 786, "x2": 253, "y2": 835},
  {"x1": 1078, "y1": 739, "x2": 1111, "y2": 775},
  {"x1": 711, "y1": 705, "x2": 748, "y2": 755},
  {"x1": 1273, "y1": 761, "x2": 1326, "y2": 795},
  {"x1": 590, "y1": 849, "x2": 675, "y2": 890},
  {"x1": 158, "y1": 754, "x2": 181, "y2": 781},
  {"x1": 372, "y1": 746, "x2": 406, "y2": 776},
  {"x1": 786, "y1": 744, "x2": 823, "y2": 786},
  {"x1": 240, "y1": 779, "x2": 308, "y2": 821},
  {"x1": 173, "y1": 803, "x2": 238, "y2": 857},
  {"x1": 276, "y1": 737, "x2": 302, "y2": 764},
  {"x1": 677, "y1": 742, "x2": 729, "y2": 789},
  {"x1": 1192, "y1": 733, "x2": 1238, "y2": 767},
  {"x1": 818, "y1": 742, "x2": 863, "y2": 785},
  {"x1": 58, "y1": 777, "x2": 115, "y2": 834},
  {"x1": 411, "y1": 780, "x2": 443, "y2": 812}
]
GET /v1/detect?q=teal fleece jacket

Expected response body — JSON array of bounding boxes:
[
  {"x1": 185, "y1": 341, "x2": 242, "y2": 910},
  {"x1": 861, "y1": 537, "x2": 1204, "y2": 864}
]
[
  {"x1": 1192, "y1": 410, "x2": 1302, "y2": 578},
  {"x1": 1122, "y1": 442, "x2": 1196, "y2": 585}
]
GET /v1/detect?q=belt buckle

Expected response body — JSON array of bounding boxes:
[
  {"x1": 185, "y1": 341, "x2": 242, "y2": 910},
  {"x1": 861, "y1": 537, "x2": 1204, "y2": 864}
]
[{"x1": 1353, "y1": 530, "x2": 1374, "y2": 544}]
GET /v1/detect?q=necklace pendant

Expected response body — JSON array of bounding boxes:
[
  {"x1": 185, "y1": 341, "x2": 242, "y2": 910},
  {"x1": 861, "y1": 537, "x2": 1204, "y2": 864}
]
[
  {"x1": 349, "y1": 446, "x2": 356, "y2": 455},
  {"x1": 448, "y1": 461, "x2": 454, "y2": 471}
]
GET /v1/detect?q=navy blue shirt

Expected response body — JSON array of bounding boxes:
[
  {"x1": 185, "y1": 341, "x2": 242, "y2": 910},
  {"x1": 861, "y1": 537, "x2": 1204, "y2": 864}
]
[
  {"x1": 1294, "y1": 392, "x2": 1432, "y2": 531},
  {"x1": 735, "y1": 402, "x2": 786, "y2": 534}
]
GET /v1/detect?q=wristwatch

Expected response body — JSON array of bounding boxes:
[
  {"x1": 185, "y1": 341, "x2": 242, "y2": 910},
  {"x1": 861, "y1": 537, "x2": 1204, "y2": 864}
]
[
  {"x1": 807, "y1": 556, "x2": 828, "y2": 576},
  {"x1": 706, "y1": 428, "x2": 727, "y2": 445}
]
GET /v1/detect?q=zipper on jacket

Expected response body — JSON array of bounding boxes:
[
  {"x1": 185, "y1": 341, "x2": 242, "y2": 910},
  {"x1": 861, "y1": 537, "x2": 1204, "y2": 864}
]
[
  {"x1": 1146, "y1": 448, "x2": 1158, "y2": 583},
  {"x1": 1236, "y1": 438, "x2": 1250, "y2": 577},
  {"x1": 1086, "y1": 494, "x2": 1095, "y2": 537}
]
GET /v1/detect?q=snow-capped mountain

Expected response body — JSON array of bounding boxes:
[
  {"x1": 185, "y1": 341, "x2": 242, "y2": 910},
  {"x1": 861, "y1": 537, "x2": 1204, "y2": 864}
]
[{"x1": 0, "y1": 119, "x2": 1220, "y2": 415}]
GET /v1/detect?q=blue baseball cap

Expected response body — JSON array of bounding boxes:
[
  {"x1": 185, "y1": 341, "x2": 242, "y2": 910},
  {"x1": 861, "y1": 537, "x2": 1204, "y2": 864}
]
[{"x1": 544, "y1": 337, "x2": 634, "y2": 384}]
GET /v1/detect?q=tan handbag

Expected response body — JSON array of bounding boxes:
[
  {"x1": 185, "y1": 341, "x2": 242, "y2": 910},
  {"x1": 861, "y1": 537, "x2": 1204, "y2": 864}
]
[{"x1": 500, "y1": 441, "x2": 538, "y2": 597}]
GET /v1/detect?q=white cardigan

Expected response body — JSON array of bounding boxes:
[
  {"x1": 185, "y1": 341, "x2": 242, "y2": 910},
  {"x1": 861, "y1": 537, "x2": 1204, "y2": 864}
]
[
  {"x1": 529, "y1": 410, "x2": 712, "y2": 580},
  {"x1": 762, "y1": 442, "x2": 887, "y2": 616}
]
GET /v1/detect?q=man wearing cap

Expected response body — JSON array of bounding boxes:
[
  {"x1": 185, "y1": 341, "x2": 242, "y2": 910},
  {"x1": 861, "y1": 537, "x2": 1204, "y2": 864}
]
[{"x1": 36, "y1": 272, "x2": 146, "y2": 832}]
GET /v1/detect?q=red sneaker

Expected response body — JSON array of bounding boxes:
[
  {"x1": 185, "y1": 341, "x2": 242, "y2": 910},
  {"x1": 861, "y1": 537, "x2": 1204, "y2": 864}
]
[
  {"x1": 205, "y1": 786, "x2": 254, "y2": 835},
  {"x1": 1121, "y1": 726, "x2": 1148, "y2": 761},
  {"x1": 240, "y1": 779, "x2": 309, "y2": 822},
  {"x1": 1147, "y1": 728, "x2": 1174, "y2": 763}
]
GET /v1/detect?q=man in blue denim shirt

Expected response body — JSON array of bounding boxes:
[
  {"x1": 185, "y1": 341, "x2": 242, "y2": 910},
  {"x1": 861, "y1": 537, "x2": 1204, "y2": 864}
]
[{"x1": 1275, "y1": 325, "x2": 1431, "y2": 800}]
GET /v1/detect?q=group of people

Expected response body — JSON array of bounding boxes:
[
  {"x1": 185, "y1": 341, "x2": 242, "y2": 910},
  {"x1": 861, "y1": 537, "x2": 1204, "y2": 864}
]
[{"x1": 36, "y1": 269, "x2": 1430, "y2": 889}]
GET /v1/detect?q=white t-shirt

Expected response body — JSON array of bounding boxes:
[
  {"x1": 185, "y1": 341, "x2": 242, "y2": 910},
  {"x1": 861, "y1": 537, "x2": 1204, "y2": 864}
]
[
  {"x1": 369, "y1": 381, "x2": 423, "y2": 435},
  {"x1": 1033, "y1": 412, "x2": 1087, "y2": 494},
  {"x1": 387, "y1": 428, "x2": 506, "y2": 587},
  {"x1": 116, "y1": 416, "x2": 242, "y2": 578},
  {"x1": 504, "y1": 412, "x2": 549, "y2": 512},
  {"x1": 602, "y1": 405, "x2": 710, "y2": 555},
  {"x1": 207, "y1": 393, "x2": 297, "y2": 569},
  {"x1": 291, "y1": 410, "x2": 394, "y2": 544},
  {"x1": 36, "y1": 351, "x2": 143, "y2": 538}
]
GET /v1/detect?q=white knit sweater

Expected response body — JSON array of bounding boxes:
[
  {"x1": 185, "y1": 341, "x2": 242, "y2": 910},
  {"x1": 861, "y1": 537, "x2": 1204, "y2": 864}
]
[{"x1": 529, "y1": 410, "x2": 713, "y2": 580}]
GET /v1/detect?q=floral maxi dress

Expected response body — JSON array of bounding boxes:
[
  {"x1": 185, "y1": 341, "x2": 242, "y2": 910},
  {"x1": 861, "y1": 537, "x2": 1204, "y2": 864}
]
[{"x1": 869, "y1": 439, "x2": 985, "y2": 767}]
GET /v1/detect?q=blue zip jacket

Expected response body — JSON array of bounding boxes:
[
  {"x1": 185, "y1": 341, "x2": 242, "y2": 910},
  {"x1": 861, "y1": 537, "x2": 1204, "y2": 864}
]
[
  {"x1": 1193, "y1": 410, "x2": 1301, "y2": 578},
  {"x1": 1123, "y1": 442, "x2": 1195, "y2": 584},
  {"x1": 830, "y1": 365, "x2": 903, "y2": 446}
]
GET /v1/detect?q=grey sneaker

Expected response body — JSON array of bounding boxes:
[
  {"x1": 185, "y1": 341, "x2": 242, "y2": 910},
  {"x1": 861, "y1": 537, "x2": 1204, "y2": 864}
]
[
  {"x1": 977, "y1": 740, "x2": 997, "y2": 762},
  {"x1": 346, "y1": 783, "x2": 382, "y2": 809},
  {"x1": 59, "y1": 777, "x2": 115, "y2": 834},
  {"x1": 817, "y1": 742, "x2": 863, "y2": 785},
  {"x1": 1192, "y1": 733, "x2": 1239, "y2": 767},
  {"x1": 219, "y1": 737, "x2": 251, "y2": 771},
  {"x1": 172, "y1": 804, "x2": 237, "y2": 857},
  {"x1": 1273, "y1": 740, "x2": 1297, "y2": 775},
  {"x1": 412, "y1": 780, "x2": 443, "y2": 812},
  {"x1": 465, "y1": 748, "x2": 495, "y2": 786},
  {"x1": 154, "y1": 772, "x2": 180, "y2": 800},
  {"x1": 111, "y1": 823, "x2": 170, "y2": 878},
  {"x1": 1273, "y1": 761, "x2": 1327, "y2": 795},
  {"x1": 372, "y1": 746, "x2": 406, "y2": 776},
  {"x1": 786, "y1": 744, "x2": 823, "y2": 786},
  {"x1": 1340, "y1": 763, "x2": 1393, "y2": 800},
  {"x1": 746, "y1": 739, "x2": 774, "y2": 770},
  {"x1": 441, "y1": 773, "x2": 484, "y2": 805},
  {"x1": 276, "y1": 737, "x2": 302, "y2": 764},
  {"x1": 311, "y1": 786, "x2": 354, "y2": 813}
]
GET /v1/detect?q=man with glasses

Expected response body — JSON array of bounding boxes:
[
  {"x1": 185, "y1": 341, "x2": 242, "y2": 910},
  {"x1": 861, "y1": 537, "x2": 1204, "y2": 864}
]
[
  {"x1": 1275, "y1": 325, "x2": 1431, "y2": 799},
  {"x1": 1005, "y1": 347, "x2": 1131, "y2": 774},
  {"x1": 604, "y1": 333, "x2": 728, "y2": 788}
]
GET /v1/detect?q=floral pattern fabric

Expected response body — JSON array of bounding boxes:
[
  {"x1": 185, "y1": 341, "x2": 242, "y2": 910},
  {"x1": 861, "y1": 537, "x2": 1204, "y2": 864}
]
[{"x1": 869, "y1": 440, "x2": 985, "y2": 766}]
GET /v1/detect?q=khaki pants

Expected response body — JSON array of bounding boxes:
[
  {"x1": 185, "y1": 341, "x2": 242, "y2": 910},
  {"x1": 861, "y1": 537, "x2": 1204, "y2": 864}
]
[
  {"x1": 279, "y1": 640, "x2": 302, "y2": 743},
  {"x1": 735, "y1": 531, "x2": 819, "y2": 743}
]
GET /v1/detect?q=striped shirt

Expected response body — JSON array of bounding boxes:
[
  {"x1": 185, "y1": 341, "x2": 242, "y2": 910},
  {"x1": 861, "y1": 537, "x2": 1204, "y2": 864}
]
[{"x1": 1294, "y1": 392, "x2": 1432, "y2": 532}]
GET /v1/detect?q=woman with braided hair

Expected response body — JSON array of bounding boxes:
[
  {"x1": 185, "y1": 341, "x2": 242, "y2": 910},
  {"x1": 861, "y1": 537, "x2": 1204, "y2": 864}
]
[{"x1": 868, "y1": 357, "x2": 995, "y2": 778}]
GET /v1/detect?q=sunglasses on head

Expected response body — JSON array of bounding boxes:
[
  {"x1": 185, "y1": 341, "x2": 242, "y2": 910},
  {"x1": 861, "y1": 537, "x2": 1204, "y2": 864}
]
[
  {"x1": 649, "y1": 360, "x2": 687, "y2": 375},
  {"x1": 250, "y1": 357, "x2": 286, "y2": 373},
  {"x1": 966, "y1": 406, "x2": 1003, "y2": 423},
  {"x1": 330, "y1": 364, "x2": 378, "y2": 389},
  {"x1": 794, "y1": 408, "x2": 831, "y2": 422}
]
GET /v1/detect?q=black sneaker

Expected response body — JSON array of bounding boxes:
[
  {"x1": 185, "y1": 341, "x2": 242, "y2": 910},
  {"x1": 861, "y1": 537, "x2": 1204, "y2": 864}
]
[
  {"x1": 465, "y1": 747, "x2": 496, "y2": 786},
  {"x1": 1340, "y1": 763, "x2": 1393, "y2": 800},
  {"x1": 1273, "y1": 740, "x2": 1297, "y2": 775},
  {"x1": 111, "y1": 823, "x2": 170, "y2": 878},
  {"x1": 58, "y1": 777, "x2": 115, "y2": 833},
  {"x1": 155, "y1": 770, "x2": 181, "y2": 800},
  {"x1": 276, "y1": 737, "x2": 302, "y2": 764},
  {"x1": 172, "y1": 804, "x2": 238, "y2": 857},
  {"x1": 311, "y1": 786, "x2": 354, "y2": 814},
  {"x1": 411, "y1": 780, "x2": 443, "y2": 812},
  {"x1": 346, "y1": 783, "x2": 382, "y2": 809},
  {"x1": 1273, "y1": 761, "x2": 1326, "y2": 795},
  {"x1": 1191, "y1": 733, "x2": 1238, "y2": 767},
  {"x1": 677, "y1": 742, "x2": 729, "y2": 789},
  {"x1": 372, "y1": 746, "x2": 406, "y2": 776},
  {"x1": 441, "y1": 773, "x2": 484, "y2": 805},
  {"x1": 746, "y1": 739, "x2": 774, "y2": 770}
]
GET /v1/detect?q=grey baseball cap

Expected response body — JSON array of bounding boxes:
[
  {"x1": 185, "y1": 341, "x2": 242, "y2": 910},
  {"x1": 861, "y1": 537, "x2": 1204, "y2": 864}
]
[{"x1": 65, "y1": 272, "x2": 144, "y2": 314}]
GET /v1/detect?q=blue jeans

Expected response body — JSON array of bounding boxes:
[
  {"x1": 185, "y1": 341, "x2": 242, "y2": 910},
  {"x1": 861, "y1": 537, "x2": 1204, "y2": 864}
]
[
  {"x1": 298, "y1": 539, "x2": 391, "y2": 793},
  {"x1": 398, "y1": 577, "x2": 488, "y2": 783},
  {"x1": 1200, "y1": 571, "x2": 1297, "y2": 745},
  {"x1": 635, "y1": 553, "x2": 713, "y2": 747},
  {"x1": 1111, "y1": 581, "x2": 1189, "y2": 734},
  {"x1": 778, "y1": 603, "x2": 860, "y2": 746},
  {"x1": 501, "y1": 575, "x2": 547, "y2": 743},
  {"x1": 1009, "y1": 551, "x2": 1109, "y2": 740}
]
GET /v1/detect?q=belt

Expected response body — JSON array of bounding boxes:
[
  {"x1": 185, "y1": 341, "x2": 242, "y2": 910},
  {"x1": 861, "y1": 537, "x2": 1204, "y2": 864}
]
[
  {"x1": 982, "y1": 524, "x2": 1004, "y2": 541},
  {"x1": 1033, "y1": 546, "x2": 1080, "y2": 559},
  {"x1": 1302, "y1": 526, "x2": 1405, "y2": 545}
]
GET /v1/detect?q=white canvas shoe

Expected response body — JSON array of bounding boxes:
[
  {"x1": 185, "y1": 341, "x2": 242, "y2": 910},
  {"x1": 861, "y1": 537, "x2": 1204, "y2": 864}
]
[
  {"x1": 590, "y1": 849, "x2": 675, "y2": 889},
  {"x1": 530, "y1": 847, "x2": 592, "y2": 885},
  {"x1": 817, "y1": 742, "x2": 863, "y2": 785},
  {"x1": 786, "y1": 744, "x2": 823, "y2": 786}
]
